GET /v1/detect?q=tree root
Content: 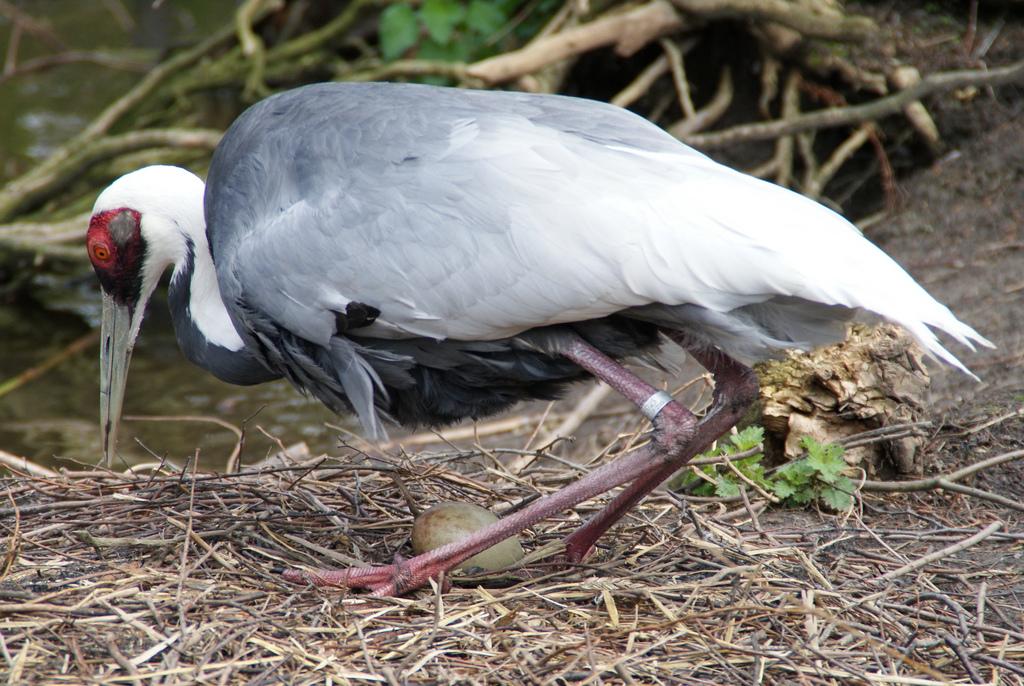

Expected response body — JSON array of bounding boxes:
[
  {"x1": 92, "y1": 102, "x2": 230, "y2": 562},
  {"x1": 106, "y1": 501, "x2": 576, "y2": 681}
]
[
  {"x1": 686, "y1": 59, "x2": 1024, "y2": 149},
  {"x1": 468, "y1": 1, "x2": 684, "y2": 85},
  {"x1": 670, "y1": 0, "x2": 876, "y2": 42}
]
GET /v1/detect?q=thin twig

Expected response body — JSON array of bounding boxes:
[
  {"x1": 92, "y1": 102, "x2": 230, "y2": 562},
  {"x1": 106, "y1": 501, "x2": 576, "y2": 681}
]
[{"x1": 872, "y1": 521, "x2": 1002, "y2": 583}]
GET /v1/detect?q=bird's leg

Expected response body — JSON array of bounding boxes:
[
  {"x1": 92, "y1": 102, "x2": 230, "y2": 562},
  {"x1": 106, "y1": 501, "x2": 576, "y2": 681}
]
[
  {"x1": 561, "y1": 338, "x2": 758, "y2": 562},
  {"x1": 560, "y1": 337, "x2": 701, "y2": 453},
  {"x1": 283, "y1": 337, "x2": 700, "y2": 596}
]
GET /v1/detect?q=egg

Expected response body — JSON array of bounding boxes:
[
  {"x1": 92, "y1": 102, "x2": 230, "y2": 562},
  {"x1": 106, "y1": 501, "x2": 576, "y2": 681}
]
[{"x1": 411, "y1": 502, "x2": 525, "y2": 572}]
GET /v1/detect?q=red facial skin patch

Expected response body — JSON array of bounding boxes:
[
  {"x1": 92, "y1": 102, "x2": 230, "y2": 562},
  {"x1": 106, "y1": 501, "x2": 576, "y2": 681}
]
[{"x1": 87, "y1": 208, "x2": 144, "y2": 307}]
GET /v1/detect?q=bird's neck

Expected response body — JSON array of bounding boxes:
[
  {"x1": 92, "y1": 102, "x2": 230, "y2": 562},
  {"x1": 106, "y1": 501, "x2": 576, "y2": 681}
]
[
  {"x1": 172, "y1": 226, "x2": 244, "y2": 351},
  {"x1": 168, "y1": 220, "x2": 277, "y2": 385}
]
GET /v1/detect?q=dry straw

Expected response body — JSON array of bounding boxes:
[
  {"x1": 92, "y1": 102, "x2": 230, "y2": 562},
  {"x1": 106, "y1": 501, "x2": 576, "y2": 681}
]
[{"x1": 1, "y1": 405, "x2": 1022, "y2": 684}]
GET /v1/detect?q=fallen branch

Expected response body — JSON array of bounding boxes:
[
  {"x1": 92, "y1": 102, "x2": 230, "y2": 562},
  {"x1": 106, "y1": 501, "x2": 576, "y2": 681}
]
[
  {"x1": 861, "y1": 447, "x2": 1024, "y2": 512},
  {"x1": 611, "y1": 54, "x2": 670, "y2": 108},
  {"x1": 748, "y1": 69, "x2": 799, "y2": 183},
  {"x1": 0, "y1": 129, "x2": 221, "y2": 220},
  {"x1": 0, "y1": 0, "x2": 65, "y2": 52},
  {"x1": 0, "y1": 12, "x2": 263, "y2": 223},
  {"x1": 661, "y1": 37, "x2": 696, "y2": 118},
  {"x1": 0, "y1": 213, "x2": 90, "y2": 258},
  {"x1": 468, "y1": 1, "x2": 685, "y2": 84},
  {"x1": 341, "y1": 59, "x2": 474, "y2": 85},
  {"x1": 862, "y1": 447, "x2": 1024, "y2": 491},
  {"x1": 74, "y1": 530, "x2": 182, "y2": 549},
  {"x1": 0, "y1": 450, "x2": 59, "y2": 479},
  {"x1": 344, "y1": 6, "x2": 690, "y2": 91},
  {"x1": 0, "y1": 50, "x2": 150, "y2": 85},
  {"x1": 667, "y1": 66, "x2": 734, "y2": 137},
  {"x1": 890, "y1": 64, "x2": 942, "y2": 155},
  {"x1": 236, "y1": 0, "x2": 283, "y2": 100},
  {"x1": 803, "y1": 122, "x2": 874, "y2": 199}
]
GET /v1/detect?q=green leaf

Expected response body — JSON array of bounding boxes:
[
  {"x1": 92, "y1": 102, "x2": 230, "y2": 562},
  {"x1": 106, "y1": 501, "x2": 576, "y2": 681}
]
[
  {"x1": 421, "y1": 0, "x2": 466, "y2": 45},
  {"x1": 789, "y1": 487, "x2": 815, "y2": 505},
  {"x1": 743, "y1": 462, "x2": 770, "y2": 488},
  {"x1": 467, "y1": 0, "x2": 507, "y2": 35},
  {"x1": 777, "y1": 460, "x2": 813, "y2": 485},
  {"x1": 834, "y1": 475, "x2": 855, "y2": 497},
  {"x1": 715, "y1": 476, "x2": 740, "y2": 498},
  {"x1": 728, "y1": 425, "x2": 764, "y2": 452},
  {"x1": 379, "y1": 3, "x2": 419, "y2": 60},
  {"x1": 821, "y1": 485, "x2": 852, "y2": 511},
  {"x1": 799, "y1": 435, "x2": 821, "y2": 453},
  {"x1": 771, "y1": 479, "x2": 797, "y2": 499},
  {"x1": 805, "y1": 441, "x2": 847, "y2": 483},
  {"x1": 693, "y1": 482, "x2": 717, "y2": 497}
]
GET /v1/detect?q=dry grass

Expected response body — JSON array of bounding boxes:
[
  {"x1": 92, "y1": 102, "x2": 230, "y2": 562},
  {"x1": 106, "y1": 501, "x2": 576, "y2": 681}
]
[{"x1": 1, "y1": 405, "x2": 1023, "y2": 685}]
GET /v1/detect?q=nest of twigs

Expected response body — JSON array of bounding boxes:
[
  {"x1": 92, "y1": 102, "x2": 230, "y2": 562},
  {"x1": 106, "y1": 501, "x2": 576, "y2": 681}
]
[{"x1": 2, "y1": 401, "x2": 1022, "y2": 685}]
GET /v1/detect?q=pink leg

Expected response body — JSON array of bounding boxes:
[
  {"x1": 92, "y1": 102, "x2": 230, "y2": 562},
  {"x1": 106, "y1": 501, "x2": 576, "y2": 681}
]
[
  {"x1": 562, "y1": 339, "x2": 758, "y2": 562},
  {"x1": 283, "y1": 337, "x2": 700, "y2": 596}
]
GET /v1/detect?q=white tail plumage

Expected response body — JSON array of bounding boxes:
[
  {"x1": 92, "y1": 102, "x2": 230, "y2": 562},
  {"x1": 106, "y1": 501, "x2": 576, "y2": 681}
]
[{"x1": 611, "y1": 147, "x2": 993, "y2": 375}]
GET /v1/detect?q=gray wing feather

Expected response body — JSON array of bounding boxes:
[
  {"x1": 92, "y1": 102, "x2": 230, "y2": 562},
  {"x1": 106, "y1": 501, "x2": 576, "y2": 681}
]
[{"x1": 207, "y1": 82, "x2": 706, "y2": 348}]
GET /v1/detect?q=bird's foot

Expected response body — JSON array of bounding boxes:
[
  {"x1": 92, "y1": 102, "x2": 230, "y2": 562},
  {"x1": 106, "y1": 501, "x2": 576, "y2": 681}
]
[
  {"x1": 281, "y1": 565, "x2": 394, "y2": 593},
  {"x1": 282, "y1": 553, "x2": 451, "y2": 597}
]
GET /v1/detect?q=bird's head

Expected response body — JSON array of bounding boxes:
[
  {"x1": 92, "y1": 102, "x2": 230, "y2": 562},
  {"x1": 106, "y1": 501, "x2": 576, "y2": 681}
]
[{"x1": 86, "y1": 165, "x2": 205, "y2": 465}]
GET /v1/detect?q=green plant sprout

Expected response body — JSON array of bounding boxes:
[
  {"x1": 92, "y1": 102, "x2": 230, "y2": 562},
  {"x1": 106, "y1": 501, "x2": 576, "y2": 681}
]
[{"x1": 670, "y1": 428, "x2": 855, "y2": 511}]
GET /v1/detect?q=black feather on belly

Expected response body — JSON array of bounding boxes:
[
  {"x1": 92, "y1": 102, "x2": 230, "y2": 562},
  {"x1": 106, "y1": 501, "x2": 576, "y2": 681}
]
[
  {"x1": 244, "y1": 307, "x2": 663, "y2": 431},
  {"x1": 354, "y1": 314, "x2": 663, "y2": 427}
]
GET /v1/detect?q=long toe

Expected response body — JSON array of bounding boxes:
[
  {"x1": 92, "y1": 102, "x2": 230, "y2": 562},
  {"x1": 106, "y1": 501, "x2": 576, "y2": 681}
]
[{"x1": 282, "y1": 565, "x2": 397, "y2": 590}]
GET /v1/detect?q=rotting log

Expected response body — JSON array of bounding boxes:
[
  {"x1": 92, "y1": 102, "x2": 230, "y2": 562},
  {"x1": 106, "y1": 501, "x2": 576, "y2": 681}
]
[{"x1": 757, "y1": 324, "x2": 931, "y2": 476}]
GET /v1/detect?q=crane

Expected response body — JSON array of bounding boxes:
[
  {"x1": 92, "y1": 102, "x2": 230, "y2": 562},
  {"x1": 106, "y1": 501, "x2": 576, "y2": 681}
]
[{"x1": 87, "y1": 82, "x2": 989, "y2": 596}]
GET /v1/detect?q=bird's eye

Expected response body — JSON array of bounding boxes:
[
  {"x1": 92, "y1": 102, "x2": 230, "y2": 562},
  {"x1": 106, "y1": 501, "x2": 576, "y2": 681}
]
[{"x1": 90, "y1": 242, "x2": 112, "y2": 263}]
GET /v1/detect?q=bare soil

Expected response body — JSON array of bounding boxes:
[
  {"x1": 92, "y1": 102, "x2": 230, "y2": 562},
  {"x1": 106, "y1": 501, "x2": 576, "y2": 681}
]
[
  {"x1": 859, "y1": 3, "x2": 1024, "y2": 407},
  {"x1": 874, "y1": 110, "x2": 1024, "y2": 407}
]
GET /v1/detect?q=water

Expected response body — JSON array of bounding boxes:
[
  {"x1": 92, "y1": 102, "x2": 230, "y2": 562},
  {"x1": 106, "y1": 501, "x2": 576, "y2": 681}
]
[
  {"x1": 0, "y1": 291, "x2": 341, "y2": 469},
  {"x1": 0, "y1": 2, "x2": 344, "y2": 469},
  {"x1": 0, "y1": 2, "x2": 234, "y2": 176}
]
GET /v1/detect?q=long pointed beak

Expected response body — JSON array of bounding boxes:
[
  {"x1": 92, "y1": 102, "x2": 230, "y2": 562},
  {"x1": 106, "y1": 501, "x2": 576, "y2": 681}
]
[{"x1": 99, "y1": 292, "x2": 139, "y2": 466}]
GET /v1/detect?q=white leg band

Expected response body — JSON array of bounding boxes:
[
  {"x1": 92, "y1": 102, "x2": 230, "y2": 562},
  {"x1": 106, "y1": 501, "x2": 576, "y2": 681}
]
[{"x1": 639, "y1": 390, "x2": 674, "y2": 420}]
